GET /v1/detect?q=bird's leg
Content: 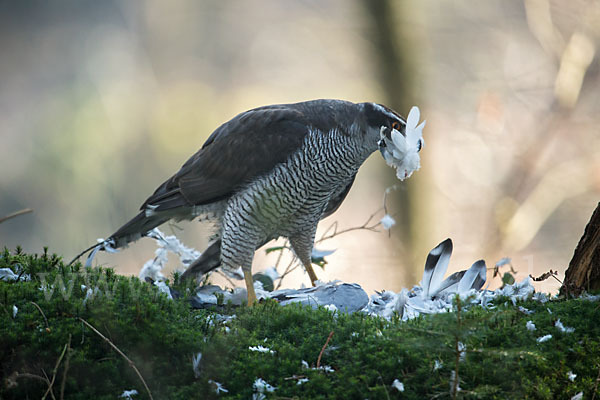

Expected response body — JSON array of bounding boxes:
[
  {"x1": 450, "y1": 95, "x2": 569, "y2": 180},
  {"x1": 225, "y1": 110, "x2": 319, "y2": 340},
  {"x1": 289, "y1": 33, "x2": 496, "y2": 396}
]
[
  {"x1": 289, "y1": 236, "x2": 319, "y2": 287},
  {"x1": 219, "y1": 208, "x2": 259, "y2": 305},
  {"x1": 302, "y1": 259, "x2": 319, "y2": 287},
  {"x1": 243, "y1": 269, "x2": 258, "y2": 305}
]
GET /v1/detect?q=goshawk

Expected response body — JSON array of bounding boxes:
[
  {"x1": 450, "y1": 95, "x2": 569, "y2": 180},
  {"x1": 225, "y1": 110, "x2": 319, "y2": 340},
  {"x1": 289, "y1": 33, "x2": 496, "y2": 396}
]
[{"x1": 76, "y1": 99, "x2": 424, "y2": 304}]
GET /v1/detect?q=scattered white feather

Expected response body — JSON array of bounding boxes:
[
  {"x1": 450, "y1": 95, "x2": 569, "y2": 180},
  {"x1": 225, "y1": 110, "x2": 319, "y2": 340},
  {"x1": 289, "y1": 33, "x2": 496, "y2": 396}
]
[
  {"x1": 253, "y1": 378, "x2": 276, "y2": 393},
  {"x1": 263, "y1": 267, "x2": 280, "y2": 281},
  {"x1": 458, "y1": 342, "x2": 467, "y2": 362},
  {"x1": 253, "y1": 280, "x2": 264, "y2": 291},
  {"x1": 249, "y1": 345, "x2": 275, "y2": 354},
  {"x1": 0, "y1": 268, "x2": 19, "y2": 281},
  {"x1": 498, "y1": 277, "x2": 535, "y2": 302},
  {"x1": 12, "y1": 305, "x2": 18, "y2": 318},
  {"x1": 214, "y1": 314, "x2": 236, "y2": 324},
  {"x1": 140, "y1": 228, "x2": 217, "y2": 283},
  {"x1": 380, "y1": 214, "x2": 396, "y2": 230},
  {"x1": 495, "y1": 257, "x2": 511, "y2": 267},
  {"x1": 297, "y1": 378, "x2": 309, "y2": 385},
  {"x1": 192, "y1": 353, "x2": 202, "y2": 378},
  {"x1": 571, "y1": 392, "x2": 583, "y2": 400},
  {"x1": 139, "y1": 258, "x2": 166, "y2": 283},
  {"x1": 567, "y1": 371, "x2": 577, "y2": 382},
  {"x1": 154, "y1": 281, "x2": 172, "y2": 299},
  {"x1": 537, "y1": 334, "x2": 552, "y2": 343},
  {"x1": 526, "y1": 321, "x2": 536, "y2": 331},
  {"x1": 532, "y1": 292, "x2": 549, "y2": 303},
  {"x1": 449, "y1": 370, "x2": 461, "y2": 393},
  {"x1": 146, "y1": 228, "x2": 201, "y2": 266},
  {"x1": 86, "y1": 238, "x2": 118, "y2": 267},
  {"x1": 314, "y1": 365, "x2": 335, "y2": 373},
  {"x1": 380, "y1": 106, "x2": 425, "y2": 180},
  {"x1": 392, "y1": 379, "x2": 405, "y2": 392},
  {"x1": 420, "y1": 239, "x2": 452, "y2": 298},
  {"x1": 83, "y1": 287, "x2": 100, "y2": 305},
  {"x1": 581, "y1": 293, "x2": 600, "y2": 302},
  {"x1": 120, "y1": 389, "x2": 138, "y2": 399},
  {"x1": 208, "y1": 379, "x2": 229, "y2": 394},
  {"x1": 434, "y1": 359, "x2": 443, "y2": 371},
  {"x1": 555, "y1": 319, "x2": 575, "y2": 333},
  {"x1": 302, "y1": 360, "x2": 334, "y2": 373},
  {"x1": 311, "y1": 248, "x2": 336, "y2": 258},
  {"x1": 367, "y1": 239, "x2": 536, "y2": 321},
  {"x1": 518, "y1": 306, "x2": 533, "y2": 315},
  {"x1": 324, "y1": 304, "x2": 337, "y2": 312},
  {"x1": 0, "y1": 268, "x2": 30, "y2": 281}
]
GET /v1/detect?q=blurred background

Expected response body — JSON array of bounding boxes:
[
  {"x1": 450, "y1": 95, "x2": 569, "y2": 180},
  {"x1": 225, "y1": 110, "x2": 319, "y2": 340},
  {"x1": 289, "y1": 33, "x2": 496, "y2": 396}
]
[{"x1": 1, "y1": 0, "x2": 598, "y2": 294}]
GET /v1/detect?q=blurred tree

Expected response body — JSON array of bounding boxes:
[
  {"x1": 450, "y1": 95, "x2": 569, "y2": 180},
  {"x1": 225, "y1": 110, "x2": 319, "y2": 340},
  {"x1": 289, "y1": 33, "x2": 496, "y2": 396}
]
[
  {"x1": 561, "y1": 202, "x2": 600, "y2": 296},
  {"x1": 361, "y1": 0, "x2": 429, "y2": 282}
]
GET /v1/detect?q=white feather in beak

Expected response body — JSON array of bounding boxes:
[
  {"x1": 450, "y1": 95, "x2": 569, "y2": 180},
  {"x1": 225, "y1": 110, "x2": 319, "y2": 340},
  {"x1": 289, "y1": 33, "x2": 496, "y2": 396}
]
[{"x1": 380, "y1": 106, "x2": 426, "y2": 180}]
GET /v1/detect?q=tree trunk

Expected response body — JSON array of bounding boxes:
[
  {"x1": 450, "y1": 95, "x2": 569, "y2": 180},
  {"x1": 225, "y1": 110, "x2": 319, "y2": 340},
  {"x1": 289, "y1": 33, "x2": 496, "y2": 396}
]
[
  {"x1": 560, "y1": 202, "x2": 600, "y2": 296},
  {"x1": 361, "y1": 0, "x2": 429, "y2": 283}
]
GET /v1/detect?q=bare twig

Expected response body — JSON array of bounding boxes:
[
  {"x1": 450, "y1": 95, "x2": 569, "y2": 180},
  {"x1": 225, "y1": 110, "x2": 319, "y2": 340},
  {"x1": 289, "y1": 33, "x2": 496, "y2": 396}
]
[
  {"x1": 274, "y1": 256, "x2": 299, "y2": 290},
  {"x1": 377, "y1": 371, "x2": 392, "y2": 400},
  {"x1": 60, "y1": 335, "x2": 72, "y2": 400},
  {"x1": 215, "y1": 270, "x2": 238, "y2": 288},
  {"x1": 273, "y1": 239, "x2": 289, "y2": 272},
  {"x1": 13, "y1": 372, "x2": 51, "y2": 384},
  {"x1": 79, "y1": 317, "x2": 154, "y2": 400},
  {"x1": 272, "y1": 204, "x2": 388, "y2": 289},
  {"x1": 42, "y1": 336, "x2": 70, "y2": 400},
  {"x1": 283, "y1": 374, "x2": 308, "y2": 381},
  {"x1": 30, "y1": 301, "x2": 50, "y2": 332},
  {"x1": 316, "y1": 331, "x2": 334, "y2": 369},
  {"x1": 316, "y1": 210, "x2": 382, "y2": 244},
  {"x1": 0, "y1": 208, "x2": 33, "y2": 224},
  {"x1": 530, "y1": 270, "x2": 562, "y2": 284}
]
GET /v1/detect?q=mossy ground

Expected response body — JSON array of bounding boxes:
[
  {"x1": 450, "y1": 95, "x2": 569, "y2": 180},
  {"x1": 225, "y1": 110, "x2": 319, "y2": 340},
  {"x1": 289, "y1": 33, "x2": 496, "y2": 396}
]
[{"x1": 1, "y1": 247, "x2": 599, "y2": 399}]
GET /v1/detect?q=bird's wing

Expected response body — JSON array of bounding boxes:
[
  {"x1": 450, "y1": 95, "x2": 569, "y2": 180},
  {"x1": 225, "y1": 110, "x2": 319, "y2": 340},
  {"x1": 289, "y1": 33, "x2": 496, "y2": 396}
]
[{"x1": 141, "y1": 105, "x2": 316, "y2": 211}]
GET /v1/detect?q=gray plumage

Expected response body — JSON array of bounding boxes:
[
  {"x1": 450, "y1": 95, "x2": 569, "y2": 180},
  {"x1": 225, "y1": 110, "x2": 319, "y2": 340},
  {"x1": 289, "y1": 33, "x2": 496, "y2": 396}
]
[{"x1": 84, "y1": 99, "x2": 411, "y2": 300}]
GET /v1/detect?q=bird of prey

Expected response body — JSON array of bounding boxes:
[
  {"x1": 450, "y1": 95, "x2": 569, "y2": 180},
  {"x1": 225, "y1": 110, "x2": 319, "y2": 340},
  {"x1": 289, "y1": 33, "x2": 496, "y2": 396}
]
[{"x1": 74, "y1": 99, "x2": 424, "y2": 304}]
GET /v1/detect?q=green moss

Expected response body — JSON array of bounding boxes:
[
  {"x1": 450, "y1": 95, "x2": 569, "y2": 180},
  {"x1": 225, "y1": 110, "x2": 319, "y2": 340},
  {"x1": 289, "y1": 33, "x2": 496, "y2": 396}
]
[{"x1": 1, "y1": 247, "x2": 599, "y2": 399}]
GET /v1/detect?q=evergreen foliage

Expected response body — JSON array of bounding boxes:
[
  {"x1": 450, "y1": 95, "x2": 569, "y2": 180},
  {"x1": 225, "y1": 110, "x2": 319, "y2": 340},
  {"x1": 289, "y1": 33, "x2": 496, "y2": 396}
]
[{"x1": 1, "y1": 247, "x2": 598, "y2": 399}]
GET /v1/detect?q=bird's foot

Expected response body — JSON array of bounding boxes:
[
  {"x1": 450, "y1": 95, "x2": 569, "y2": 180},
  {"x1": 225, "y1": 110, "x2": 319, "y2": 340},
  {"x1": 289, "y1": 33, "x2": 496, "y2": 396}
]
[{"x1": 243, "y1": 269, "x2": 258, "y2": 306}]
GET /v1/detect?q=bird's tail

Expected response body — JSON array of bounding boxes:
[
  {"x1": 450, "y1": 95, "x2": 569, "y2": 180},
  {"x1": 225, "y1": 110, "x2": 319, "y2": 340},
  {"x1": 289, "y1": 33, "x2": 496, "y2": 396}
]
[
  {"x1": 180, "y1": 239, "x2": 222, "y2": 279},
  {"x1": 109, "y1": 211, "x2": 171, "y2": 248},
  {"x1": 68, "y1": 211, "x2": 171, "y2": 266}
]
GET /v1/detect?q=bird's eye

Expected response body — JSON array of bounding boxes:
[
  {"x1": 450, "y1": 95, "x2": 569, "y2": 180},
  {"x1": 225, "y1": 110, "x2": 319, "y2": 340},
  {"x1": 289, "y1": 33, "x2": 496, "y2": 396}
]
[
  {"x1": 417, "y1": 139, "x2": 423, "y2": 152},
  {"x1": 391, "y1": 121, "x2": 400, "y2": 131}
]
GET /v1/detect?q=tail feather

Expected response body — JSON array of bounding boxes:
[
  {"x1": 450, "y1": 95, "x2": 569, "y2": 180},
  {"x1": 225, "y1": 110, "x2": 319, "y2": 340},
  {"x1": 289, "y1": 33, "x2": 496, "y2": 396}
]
[
  {"x1": 109, "y1": 211, "x2": 171, "y2": 248},
  {"x1": 181, "y1": 240, "x2": 222, "y2": 279},
  {"x1": 68, "y1": 210, "x2": 172, "y2": 267}
]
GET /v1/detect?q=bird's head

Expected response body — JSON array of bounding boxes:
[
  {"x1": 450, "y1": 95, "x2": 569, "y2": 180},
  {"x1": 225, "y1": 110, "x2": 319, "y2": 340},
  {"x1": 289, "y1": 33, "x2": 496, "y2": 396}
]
[{"x1": 361, "y1": 102, "x2": 426, "y2": 181}]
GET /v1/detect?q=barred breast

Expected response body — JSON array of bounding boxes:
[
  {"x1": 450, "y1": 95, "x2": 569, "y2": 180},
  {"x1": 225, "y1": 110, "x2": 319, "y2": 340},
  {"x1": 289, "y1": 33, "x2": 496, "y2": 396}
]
[{"x1": 219, "y1": 127, "x2": 366, "y2": 272}]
